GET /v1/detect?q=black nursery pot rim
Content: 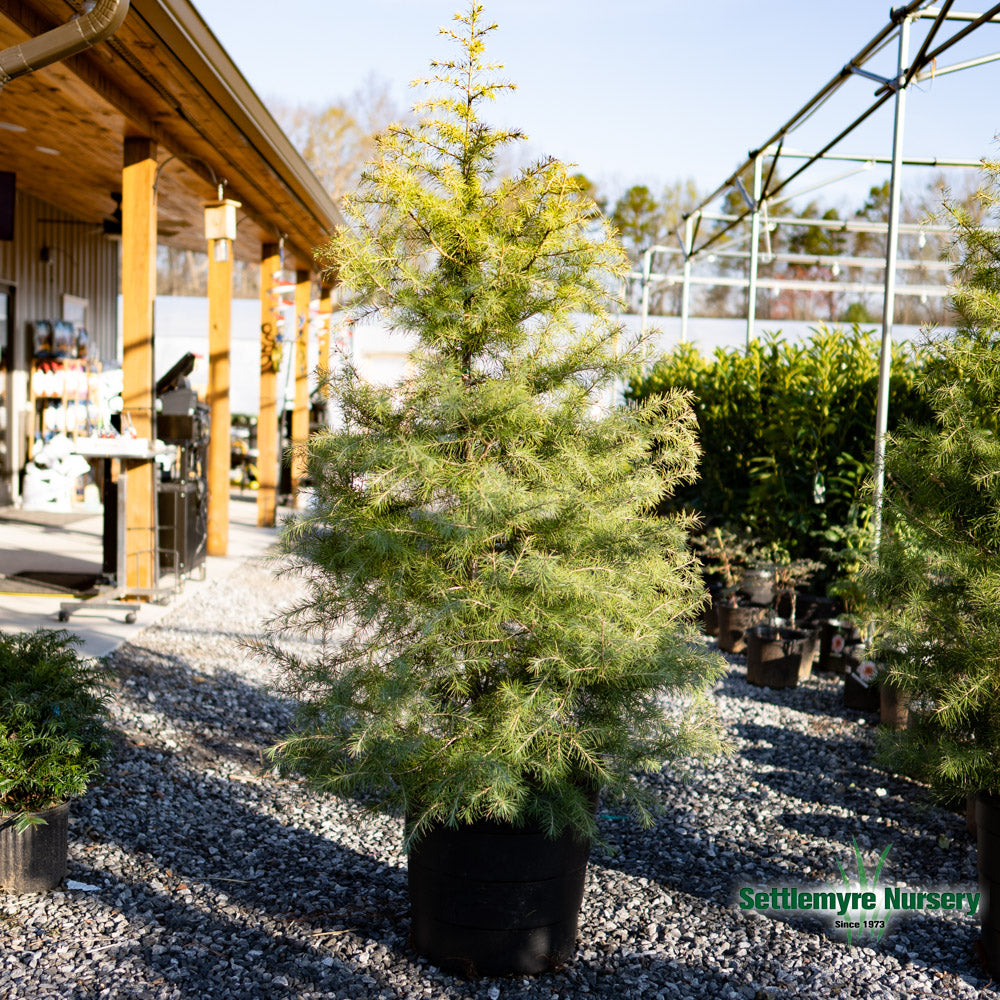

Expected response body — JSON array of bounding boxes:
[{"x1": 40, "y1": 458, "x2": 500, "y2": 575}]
[
  {"x1": 0, "y1": 800, "x2": 69, "y2": 825},
  {"x1": 747, "y1": 624, "x2": 813, "y2": 642}
]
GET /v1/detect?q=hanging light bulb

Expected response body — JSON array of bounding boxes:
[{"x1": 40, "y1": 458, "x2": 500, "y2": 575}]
[
  {"x1": 918, "y1": 231, "x2": 927, "y2": 250},
  {"x1": 831, "y1": 262, "x2": 841, "y2": 277}
]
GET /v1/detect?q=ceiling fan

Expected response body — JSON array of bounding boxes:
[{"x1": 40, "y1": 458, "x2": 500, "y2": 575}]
[{"x1": 39, "y1": 192, "x2": 186, "y2": 238}]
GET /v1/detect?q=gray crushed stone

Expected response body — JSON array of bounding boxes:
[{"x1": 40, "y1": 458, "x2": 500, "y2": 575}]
[{"x1": 1, "y1": 555, "x2": 996, "y2": 999}]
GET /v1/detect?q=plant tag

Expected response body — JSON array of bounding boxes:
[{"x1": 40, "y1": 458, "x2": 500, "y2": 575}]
[{"x1": 853, "y1": 659, "x2": 879, "y2": 688}]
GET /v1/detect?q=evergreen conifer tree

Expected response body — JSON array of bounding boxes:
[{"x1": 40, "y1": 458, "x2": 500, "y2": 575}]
[
  {"x1": 871, "y1": 158, "x2": 1000, "y2": 797},
  {"x1": 260, "y1": 4, "x2": 725, "y2": 842}
]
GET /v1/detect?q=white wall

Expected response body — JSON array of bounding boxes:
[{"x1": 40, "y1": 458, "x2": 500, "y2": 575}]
[{"x1": 149, "y1": 298, "x2": 942, "y2": 418}]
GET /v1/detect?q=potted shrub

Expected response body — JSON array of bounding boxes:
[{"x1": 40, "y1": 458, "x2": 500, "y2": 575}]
[
  {"x1": 817, "y1": 512, "x2": 872, "y2": 674},
  {"x1": 0, "y1": 628, "x2": 111, "y2": 892},
  {"x1": 744, "y1": 623, "x2": 817, "y2": 689},
  {"x1": 842, "y1": 646, "x2": 882, "y2": 713},
  {"x1": 744, "y1": 555, "x2": 821, "y2": 688},
  {"x1": 868, "y1": 157, "x2": 1000, "y2": 976},
  {"x1": 698, "y1": 533, "x2": 771, "y2": 654},
  {"x1": 255, "y1": 4, "x2": 726, "y2": 978},
  {"x1": 691, "y1": 526, "x2": 752, "y2": 637}
]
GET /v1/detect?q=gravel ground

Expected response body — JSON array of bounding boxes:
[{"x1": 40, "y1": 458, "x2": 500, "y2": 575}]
[{"x1": 2, "y1": 554, "x2": 997, "y2": 999}]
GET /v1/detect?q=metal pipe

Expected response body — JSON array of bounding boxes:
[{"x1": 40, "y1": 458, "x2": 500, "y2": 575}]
[
  {"x1": 680, "y1": 215, "x2": 694, "y2": 342},
  {"x1": 705, "y1": 248, "x2": 954, "y2": 272},
  {"x1": 769, "y1": 161, "x2": 875, "y2": 207},
  {"x1": 776, "y1": 149, "x2": 983, "y2": 167},
  {"x1": 913, "y1": 2, "x2": 1000, "y2": 71},
  {"x1": 698, "y1": 211, "x2": 967, "y2": 236},
  {"x1": 633, "y1": 270, "x2": 947, "y2": 298},
  {"x1": 688, "y1": 86, "x2": 898, "y2": 259},
  {"x1": 873, "y1": 12, "x2": 911, "y2": 552},
  {"x1": 905, "y1": 0, "x2": 955, "y2": 87},
  {"x1": 917, "y1": 6, "x2": 1000, "y2": 21},
  {"x1": 687, "y1": 0, "x2": 926, "y2": 219},
  {"x1": 761, "y1": 140, "x2": 782, "y2": 200},
  {"x1": 639, "y1": 246, "x2": 653, "y2": 335},
  {"x1": 764, "y1": 90, "x2": 896, "y2": 207},
  {"x1": 746, "y1": 156, "x2": 763, "y2": 348},
  {"x1": 916, "y1": 49, "x2": 1000, "y2": 80},
  {"x1": 0, "y1": 0, "x2": 130, "y2": 92}
]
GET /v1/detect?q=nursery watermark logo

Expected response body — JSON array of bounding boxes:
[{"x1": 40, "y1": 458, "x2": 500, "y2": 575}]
[{"x1": 736, "y1": 839, "x2": 981, "y2": 947}]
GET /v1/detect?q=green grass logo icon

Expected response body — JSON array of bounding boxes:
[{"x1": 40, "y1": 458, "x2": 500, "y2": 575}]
[{"x1": 836, "y1": 838, "x2": 892, "y2": 946}]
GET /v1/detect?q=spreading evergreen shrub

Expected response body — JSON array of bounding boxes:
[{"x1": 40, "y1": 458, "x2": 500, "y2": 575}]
[
  {"x1": 256, "y1": 4, "x2": 725, "y2": 844},
  {"x1": 0, "y1": 629, "x2": 112, "y2": 830}
]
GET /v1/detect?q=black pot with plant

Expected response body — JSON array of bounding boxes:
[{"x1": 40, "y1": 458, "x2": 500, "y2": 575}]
[
  {"x1": 253, "y1": 4, "x2": 726, "y2": 978},
  {"x1": 842, "y1": 649, "x2": 881, "y2": 713},
  {"x1": 817, "y1": 618, "x2": 863, "y2": 674},
  {"x1": 691, "y1": 528, "x2": 756, "y2": 639},
  {"x1": 0, "y1": 628, "x2": 111, "y2": 892},
  {"x1": 715, "y1": 599, "x2": 769, "y2": 655},
  {"x1": 745, "y1": 624, "x2": 818, "y2": 689}
]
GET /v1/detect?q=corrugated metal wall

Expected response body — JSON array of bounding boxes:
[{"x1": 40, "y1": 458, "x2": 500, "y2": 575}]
[{"x1": 0, "y1": 189, "x2": 119, "y2": 363}]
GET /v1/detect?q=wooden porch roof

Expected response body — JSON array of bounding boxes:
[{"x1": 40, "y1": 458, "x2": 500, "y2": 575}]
[{"x1": 0, "y1": 0, "x2": 342, "y2": 269}]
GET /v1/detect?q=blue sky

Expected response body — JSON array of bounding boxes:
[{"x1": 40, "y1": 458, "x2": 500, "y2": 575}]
[{"x1": 194, "y1": 1, "x2": 1000, "y2": 212}]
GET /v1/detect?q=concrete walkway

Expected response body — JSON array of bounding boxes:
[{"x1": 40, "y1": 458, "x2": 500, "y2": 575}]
[{"x1": 0, "y1": 494, "x2": 287, "y2": 658}]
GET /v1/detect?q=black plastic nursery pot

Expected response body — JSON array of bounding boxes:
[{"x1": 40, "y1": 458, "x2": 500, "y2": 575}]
[
  {"x1": 817, "y1": 619, "x2": 863, "y2": 675},
  {"x1": 0, "y1": 801, "x2": 69, "y2": 893},
  {"x1": 745, "y1": 625, "x2": 818, "y2": 689},
  {"x1": 842, "y1": 655, "x2": 880, "y2": 713},
  {"x1": 716, "y1": 603, "x2": 769, "y2": 655},
  {"x1": 977, "y1": 793, "x2": 1000, "y2": 978},
  {"x1": 879, "y1": 681, "x2": 909, "y2": 729},
  {"x1": 408, "y1": 817, "x2": 591, "y2": 977},
  {"x1": 700, "y1": 587, "x2": 723, "y2": 638}
]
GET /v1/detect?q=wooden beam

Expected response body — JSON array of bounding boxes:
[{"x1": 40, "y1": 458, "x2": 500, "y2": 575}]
[
  {"x1": 316, "y1": 280, "x2": 334, "y2": 434},
  {"x1": 290, "y1": 268, "x2": 311, "y2": 502},
  {"x1": 206, "y1": 232, "x2": 234, "y2": 556},
  {"x1": 257, "y1": 243, "x2": 281, "y2": 527},
  {"x1": 317, "y1": 281, "x2": 333, "y2": 383},
  {"x1": 121, "y1": 136, "x2": 158, "y2": 595}
]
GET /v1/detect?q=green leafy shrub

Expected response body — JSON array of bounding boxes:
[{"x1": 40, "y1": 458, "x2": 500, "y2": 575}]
[
  {"x1": 255, "y1": 5, "x2": 726, "y2": 845},
  {"x1": 0, "y1": 629, "x2": 112, "y2": 829},
  {"x1": 627, "y1": 327, "x2": 930, "y2": 565}
]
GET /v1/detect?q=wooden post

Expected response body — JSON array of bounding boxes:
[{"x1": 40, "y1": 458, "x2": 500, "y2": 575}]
[
  {"x1": 317, "y1": 281, "x2": 333, "y2": 428},
  {"x1": 257, "y1": 243, "x2": 281, "y2": 527},
  {"x1": 317, "y1": 281, "x2": 333, "y2": 381},
  {"x1": 206, "y1": 227, "x2": 234, "y2": 556},
  {"x1": 290, "y1": 268, "x2": 311, "y2": 501},
  {"x1": 121, "y1": 137, "x2": 158, "y2": 595}
]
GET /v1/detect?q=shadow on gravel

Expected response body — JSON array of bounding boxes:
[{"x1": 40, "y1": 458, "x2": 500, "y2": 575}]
[
  {"x1": 68, "y1": 651, "x2": 776, "y2": 999},
  {"x1": 66, "y1": 641, "x2": 981, "y2": 998},
  {"x1": 105, "y1": 643, "x2": 297, "y2": 775},
  {"x1": 74, "y1": 747, "x2": 413, "y2": 1000},
  {"x1": 65, "y1": 745, "x2": 749, "y2": 1000},
  {"x1": 715, "y1": 667, "x2": 875, "y2": 725}
]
